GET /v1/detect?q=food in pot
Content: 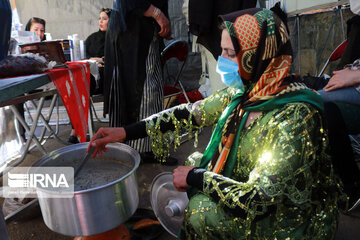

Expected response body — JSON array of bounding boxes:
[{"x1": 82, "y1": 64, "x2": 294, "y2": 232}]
[{"x1": 74, "y1": 157, "x2": 133, "y2": 191}]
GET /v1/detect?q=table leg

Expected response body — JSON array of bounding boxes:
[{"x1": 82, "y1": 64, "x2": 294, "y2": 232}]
[
  {"x1": 28, "y1": 94, "x2": 67, "y2": 145},
  {"x1": 10, "y1": 97, "x2": 48, "y2": 156}
]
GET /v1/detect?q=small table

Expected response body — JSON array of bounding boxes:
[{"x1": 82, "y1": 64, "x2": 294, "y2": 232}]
[
  {"x1": 0, "y1": 74, "x2": 63, "y2": 173},
  {"x1": 0, "y1": 62, "x2": 91, "y2": 174}
]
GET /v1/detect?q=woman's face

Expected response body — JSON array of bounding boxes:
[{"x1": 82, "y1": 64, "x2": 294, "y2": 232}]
[
  {"x1": 99, "y1": 11, "x2": 109, "y2": 31},
  {"x1": 220, "y1": 29, "x2": 238, "y2": 64},
  {"x1": 30, "y1": 23, "x2": 45, "y2": 41}
]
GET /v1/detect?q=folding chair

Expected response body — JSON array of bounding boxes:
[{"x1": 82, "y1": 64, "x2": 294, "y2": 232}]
[
  {"x1": 317, "y1": 39, "x2": 347, "y2": 77},
  {"x1": 161, "y1": 40, "x2": 190, "y2": 109}
]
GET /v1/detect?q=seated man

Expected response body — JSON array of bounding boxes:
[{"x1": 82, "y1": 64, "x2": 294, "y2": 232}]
[{"x1": 90, "y1": 8, "x2": 345, "y2": 239}]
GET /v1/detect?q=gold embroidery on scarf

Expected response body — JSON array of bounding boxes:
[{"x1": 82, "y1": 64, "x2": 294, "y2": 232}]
[
  {"x1": 249, "y1": 55, "x2": 291, "y2": 101},
  {"x1": 263, "y1": 35, "x2": 277, "y2": 60},
  {"x1": 241, "y1": 49, "x2": 255, "y2": 74},
  {"x1": 279, "y1": 21, "x2": 289, "y2": 44}
]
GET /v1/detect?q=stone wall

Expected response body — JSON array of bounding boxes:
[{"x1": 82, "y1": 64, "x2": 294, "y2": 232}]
[{"x1": 288, "y1": 7, "x2": 355, "y2": 77}]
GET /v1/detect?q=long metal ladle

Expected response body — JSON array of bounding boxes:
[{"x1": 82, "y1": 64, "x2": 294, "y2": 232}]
[{"x1": 5, "y1": 136, "x2": 102, "y2": 223}]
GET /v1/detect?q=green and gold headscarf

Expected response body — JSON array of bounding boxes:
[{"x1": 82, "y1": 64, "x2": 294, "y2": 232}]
[{"x1": 220, "y1": 8, "x2": 298, "y2": 104}]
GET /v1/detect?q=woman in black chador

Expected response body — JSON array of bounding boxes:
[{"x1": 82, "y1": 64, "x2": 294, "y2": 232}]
[
  {"x1": 85, "y1": 8, "x2": 112, "y2": 65},
  {"x1": 104, "y1": 0, "x2": 171, "y2": 162}
]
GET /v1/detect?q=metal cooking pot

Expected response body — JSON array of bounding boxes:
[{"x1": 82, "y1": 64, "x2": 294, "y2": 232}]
[{"x1": 32, "y1": 142, "x2": 140, "y2": 237}]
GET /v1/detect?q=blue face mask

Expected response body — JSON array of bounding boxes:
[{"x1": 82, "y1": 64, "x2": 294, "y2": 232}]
[{"x1": 216, "y1": 56, "x2": 244, "y2": 92}]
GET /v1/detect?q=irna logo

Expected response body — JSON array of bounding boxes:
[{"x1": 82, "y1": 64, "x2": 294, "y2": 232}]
[{"x1": 8, "y1": 172, "x2": 70, "y2": 188}]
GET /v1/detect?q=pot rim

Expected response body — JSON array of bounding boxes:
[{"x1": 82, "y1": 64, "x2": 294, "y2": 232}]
[{"x1": 33, "y1": 142, "x2": 140, "y2": 195}]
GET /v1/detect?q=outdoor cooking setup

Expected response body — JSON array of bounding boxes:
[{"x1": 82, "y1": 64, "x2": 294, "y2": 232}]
[
  {"x1": 1, "y1": 0, "x2": 357, "y2": 239},
  {"x1": 3, "y1": 142, "x2": 188, "y2": 238}
]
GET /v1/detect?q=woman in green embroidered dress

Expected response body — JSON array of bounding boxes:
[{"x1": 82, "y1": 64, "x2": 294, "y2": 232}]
[{"x1": 89, "y1": 8, "x2": 345, "y2": 239}]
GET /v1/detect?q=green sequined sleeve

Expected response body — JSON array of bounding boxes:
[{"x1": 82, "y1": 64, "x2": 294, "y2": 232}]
[
  {"x1": 145, "y1": 87, "x2": 238, "y2": 160},
  {"x1": 200, "y1": 103, "x2": 338, "y2": 220}
]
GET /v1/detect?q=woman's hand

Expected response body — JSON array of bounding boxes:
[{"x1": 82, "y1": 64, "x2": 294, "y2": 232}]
[
  {"x1": 144, "y1": 5, "x2": 171, "y2": 38},
  {"x1": 90, "y1": 57, "x2": 104, "y2": 64},
  {"x1": 324, "y1": 68, "x2": 360, "y2": 92},
  {"x1": 155, "y1": 12, "x2": 171, "y2": 38},
  {"x1": 172, "y1": 166, "x2": 195, "y2": 192},
  {"x1": 87, "y1": 127, "x2": 126, "y2": 158},
  {"x1": 89, "y1": 57, "x2": 104, "y2": 67}
]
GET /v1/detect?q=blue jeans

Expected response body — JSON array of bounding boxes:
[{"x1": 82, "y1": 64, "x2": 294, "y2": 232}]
[
  {"x1": 319, "y1": 87, "x2": 360, "y2": 134},
  {"x1": 318, "y1": 87, "x2": 360, "y2": 105}
]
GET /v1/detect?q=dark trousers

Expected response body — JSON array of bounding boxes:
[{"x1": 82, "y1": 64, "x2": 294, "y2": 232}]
[{"x1": 324, "y1": 102, "x2": 360, "y2": 193}]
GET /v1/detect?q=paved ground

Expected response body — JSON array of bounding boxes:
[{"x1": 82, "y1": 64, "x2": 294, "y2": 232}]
[
  {"x1": 1, "y1": 114, "x2": 212, "y2": 240},
  {"x1": 2, "y1": 106, "x2": 360, "y2": 239}
]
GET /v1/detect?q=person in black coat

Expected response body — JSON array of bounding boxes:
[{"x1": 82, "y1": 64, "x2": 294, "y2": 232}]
[
  {"x1": 103, "y1": 0, "x2": 174, "y2": 164},
  {"x1": 85, "y1": 7, "x2": 112, "y2": 95}
]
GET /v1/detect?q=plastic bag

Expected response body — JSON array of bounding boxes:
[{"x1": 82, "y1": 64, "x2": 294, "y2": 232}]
[{"x1": 2, "y1": 197, "x2": 25, "y2": 217}]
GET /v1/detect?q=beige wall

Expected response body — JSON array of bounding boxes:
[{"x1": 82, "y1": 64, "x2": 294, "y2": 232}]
[{"x1": 15, "y1": 0, "x2": 113, "y2": 40}]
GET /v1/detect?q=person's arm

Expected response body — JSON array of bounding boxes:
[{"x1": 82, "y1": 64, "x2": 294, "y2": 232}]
[
  {"x1": 145, "y1": 87, "x2": 238, "y2": 160},
  {"x1": 88, "y1": 104, "x2": 197, "y2": 157},
  {"x1": 89, "y1": 87, "x2": 237, "y2": 158},
  {"x1": 85, "y1": 33, "x2": 104, "y2": 64},
  {"x1": 129, "y1": 0, "x2": 170, "y2": 38},
  {"x1": 88, "y1": 104, "x2": 195, "y2": 157},
  {"x1": 85, "y1": 35, "x2": 92, "y2": 59},
  {"x1": 174, "y1": 103, "x2": 330, "y2": 219}
]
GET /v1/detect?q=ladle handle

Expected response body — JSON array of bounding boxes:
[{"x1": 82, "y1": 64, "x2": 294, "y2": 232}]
[{"x1": 74, "y1": 134, "x2": 102, "y2": 177}]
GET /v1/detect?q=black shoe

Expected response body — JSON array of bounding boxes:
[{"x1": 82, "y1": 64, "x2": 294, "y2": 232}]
[
  {"x1": 140, "y1": 152, "x2": 178, "y2": 166},
  {"x1": 67, "y1": 136, "x2": 79, "y2": 144}
]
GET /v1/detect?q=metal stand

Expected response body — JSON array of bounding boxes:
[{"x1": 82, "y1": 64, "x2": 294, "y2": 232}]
[{"x1": 0, "y1": 89, "x2": 66, "y2": 176}]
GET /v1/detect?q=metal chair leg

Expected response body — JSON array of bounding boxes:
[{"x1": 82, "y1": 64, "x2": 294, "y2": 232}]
[
  {"x1": 90, "y1": 97, "x2": 108, "y2": 123},
  {"x1": 350, "y1": 135, "x2": 360, "y2": 155},
  {"x1": 28, "y1": 94, "x2": 67, "y2": 145}
]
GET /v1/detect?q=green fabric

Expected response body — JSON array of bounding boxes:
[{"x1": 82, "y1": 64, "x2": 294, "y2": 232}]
[
  {"x1": 222, "y1": 111, "x2": 249, "y2": 177},
  {"x1": 334, "y1": 101, "x2": 360, "y2": 134},
  {"x1": 181, "y1": 102, "x2": 342, "y2": 240},
  {"x1": 244, "y1": 89, "x2": 324, "y2": 113},
  {"x1": 199, "y1": 89, "x2": 324, "y2": 176},
  {"x1": 199, "y1": 94, "x2": 243, "y2": 170},
  {"x1": 144, "y1": 87, "x2": 344, "y2": 239}
]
